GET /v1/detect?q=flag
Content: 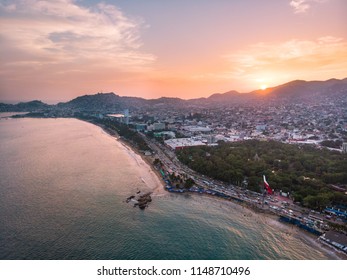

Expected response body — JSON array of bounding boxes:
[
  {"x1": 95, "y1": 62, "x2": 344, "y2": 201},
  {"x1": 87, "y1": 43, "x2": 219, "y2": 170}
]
[{"x1": 263, "y1": 175, "x2": 273, "y2": 195}]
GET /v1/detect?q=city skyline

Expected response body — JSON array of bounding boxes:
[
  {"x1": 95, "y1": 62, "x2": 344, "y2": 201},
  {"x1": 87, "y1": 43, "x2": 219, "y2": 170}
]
[{"x1": 1, "y1": 0, "x2": 347, "y2": 102}]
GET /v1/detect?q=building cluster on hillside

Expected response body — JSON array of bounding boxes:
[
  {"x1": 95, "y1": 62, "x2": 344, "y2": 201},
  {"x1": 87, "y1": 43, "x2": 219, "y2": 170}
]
[
  {"x1": 28, "y1": 94, "x2": 347, "y2": 152},
  {"x1": 120, "y1": 96, "x2": 347, "y2": 152}
]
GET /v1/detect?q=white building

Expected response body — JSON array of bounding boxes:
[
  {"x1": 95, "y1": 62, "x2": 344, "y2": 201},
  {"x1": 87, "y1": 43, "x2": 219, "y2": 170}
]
[
  {"x1": 147, "y1": 122, "x2": 166, "y2": 131},
  {"x1": 165, "y1": 138, "x2": 205, "y2": 150},
  {"x1": 182, "y1": 126, "x2": 212, "y2": 133}
]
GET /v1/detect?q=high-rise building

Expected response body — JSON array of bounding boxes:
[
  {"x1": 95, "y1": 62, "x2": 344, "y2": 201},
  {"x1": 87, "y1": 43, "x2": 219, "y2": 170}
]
[
  {"x1": 342, "y1": 142, "x2": 347, "y2": 153},
  {"x1": 124, "y1": 109, "x2": 129, "y2": 125}
]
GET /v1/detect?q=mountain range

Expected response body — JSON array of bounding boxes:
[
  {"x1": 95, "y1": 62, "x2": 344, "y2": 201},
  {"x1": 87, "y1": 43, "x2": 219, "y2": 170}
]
[{"x1": 1, "y1": 78, "x2": 346, "y2": 112}]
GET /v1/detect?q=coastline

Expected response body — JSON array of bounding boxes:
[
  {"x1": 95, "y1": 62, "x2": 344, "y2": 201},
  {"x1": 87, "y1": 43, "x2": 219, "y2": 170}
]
[
  {"x1": 6, "y1": 115, "x2": 344, "y2": 259},
  {"x1": 117, "y1": 139, "x2": 166, "y2": 195},
  {"x1": 83, "y1": 119, "x2": 346, "y2": 259},
  {"x1": 88, "y1": 120, "x2": 166, "y2": 196},
  {"x1": 196, "y1": 194, "x2": 345, "y2": 260}
]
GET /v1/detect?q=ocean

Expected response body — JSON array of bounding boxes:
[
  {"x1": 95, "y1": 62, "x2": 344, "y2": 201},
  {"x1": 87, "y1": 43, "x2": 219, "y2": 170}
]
[{"x1": 0, "y1": 116, "x2": 337, "y2": 259}]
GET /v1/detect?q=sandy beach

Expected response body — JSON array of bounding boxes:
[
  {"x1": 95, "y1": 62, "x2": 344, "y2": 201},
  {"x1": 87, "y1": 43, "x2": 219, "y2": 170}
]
[
  {"x1": 116, "y1": 139, "x2": 166, "y2": 196},
  {"x1": 95, "y1": 122, "x2": 166, "y2": 196}
]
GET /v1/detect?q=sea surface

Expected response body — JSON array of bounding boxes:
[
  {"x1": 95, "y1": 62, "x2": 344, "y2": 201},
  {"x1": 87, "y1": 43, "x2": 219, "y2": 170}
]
[{"x1": 0, "y1": 116, "x2": 338, "y2": 259}]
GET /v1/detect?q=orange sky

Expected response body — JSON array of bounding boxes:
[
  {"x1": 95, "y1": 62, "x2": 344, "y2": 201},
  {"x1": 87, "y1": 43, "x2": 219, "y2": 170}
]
[{"x1": 0, "y1": 0, "x2": 347, "y2": 103}]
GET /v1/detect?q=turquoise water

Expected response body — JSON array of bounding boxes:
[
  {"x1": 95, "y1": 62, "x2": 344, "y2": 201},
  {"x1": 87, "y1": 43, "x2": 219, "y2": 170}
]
[{"x1": 0, "y1": 117, "x2": 337, "y2": 259}]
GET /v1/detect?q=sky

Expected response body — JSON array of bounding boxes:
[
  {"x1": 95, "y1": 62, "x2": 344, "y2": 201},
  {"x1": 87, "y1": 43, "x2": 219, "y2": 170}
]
[{"x1": 0, "y1": 0, "x2": 346, "y2": 103}]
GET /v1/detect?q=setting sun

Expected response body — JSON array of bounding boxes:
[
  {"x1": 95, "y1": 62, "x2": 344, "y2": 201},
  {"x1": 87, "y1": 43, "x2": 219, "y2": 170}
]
[
  {"x1": 260, "y1": 84, "x2": 268, "y2": 90},
  {"x1": 0, "y1": 0, "x2": 346, "y2": 102}
]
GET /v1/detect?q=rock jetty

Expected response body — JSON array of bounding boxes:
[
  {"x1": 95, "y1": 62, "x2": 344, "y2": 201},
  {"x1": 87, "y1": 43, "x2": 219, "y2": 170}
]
[
  {"x1": 126, "y1": 192, "x2": 152, "y2": 210},
  {"x1": 136, "y1": 193, "x2": 152, "y2": 209}
]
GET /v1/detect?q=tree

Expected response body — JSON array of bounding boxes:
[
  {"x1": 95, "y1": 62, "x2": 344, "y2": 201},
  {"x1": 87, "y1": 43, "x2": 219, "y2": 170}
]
[
  {"x1": 184, "y1": 178, "x2": 195, "y2": 189},
  {"x1": 176, "y1": 139, "x2": 347, "y2": 210}
]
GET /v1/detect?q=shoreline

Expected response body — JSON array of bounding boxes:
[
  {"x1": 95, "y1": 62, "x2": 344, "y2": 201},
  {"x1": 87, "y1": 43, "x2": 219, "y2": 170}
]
[
  {"x1": 189, "y1": 193, "x2": 346, "y2": 260},
  {"x1": 9, "y1": 115, "x2": 346, "y2": 259},
  {"x1": 88, "y1": 120, "x2": 166, "y2": 196},
  {"x1": 117, "y1": 140, "x2": 166, "y2": 195},
  {"x1": 84, "y1": 119, "x2": 346, "y2": 259}
]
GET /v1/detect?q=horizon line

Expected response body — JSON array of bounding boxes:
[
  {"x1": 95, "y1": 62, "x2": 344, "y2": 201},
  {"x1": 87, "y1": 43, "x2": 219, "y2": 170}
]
[{"x1": 1, "y1": 77, "x2": 346, "y2": 105}]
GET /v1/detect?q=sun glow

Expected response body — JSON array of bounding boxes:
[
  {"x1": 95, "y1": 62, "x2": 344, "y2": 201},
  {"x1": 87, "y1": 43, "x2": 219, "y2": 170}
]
[{"x1": 260, "y1": 84, "x2": 268, "y2": 90}]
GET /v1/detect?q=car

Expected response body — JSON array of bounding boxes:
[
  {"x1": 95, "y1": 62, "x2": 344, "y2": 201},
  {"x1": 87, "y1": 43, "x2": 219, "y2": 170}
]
[{"x1": 325, "y1": 215, "x2": 332, "y2": 219}]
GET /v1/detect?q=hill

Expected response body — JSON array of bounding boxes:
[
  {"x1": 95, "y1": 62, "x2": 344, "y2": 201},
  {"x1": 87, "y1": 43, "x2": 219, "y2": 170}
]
[
  {"x1": 1, "y1": 78, "x2": 346, "y2": 112},
  {"x1": 0, "y1": 100, "x2": 50, "y2": 112}
]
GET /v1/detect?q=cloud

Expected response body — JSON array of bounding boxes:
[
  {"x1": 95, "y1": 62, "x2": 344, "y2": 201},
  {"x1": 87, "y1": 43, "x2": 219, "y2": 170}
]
[
  {"x1": 226, "y1": 36, "x2": 347, "y2": 67},
  {"x1": 200, "y1": 36, "x2": 347, "y2": 89},
  {"x1": 290, "y1": 0, "x2": 310, "y2": 13},
  {"x1": 0, "y1": 0, "x2": 155, "y2": 78},
  {"x1": 289, "y1": 0, "x2": 327, "y2": 14}
]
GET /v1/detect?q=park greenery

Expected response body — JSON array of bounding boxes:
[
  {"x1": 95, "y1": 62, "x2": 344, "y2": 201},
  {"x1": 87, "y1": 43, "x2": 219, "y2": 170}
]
[{"x1": 177, "y1": 140, "x2": 347, "y2": 210}]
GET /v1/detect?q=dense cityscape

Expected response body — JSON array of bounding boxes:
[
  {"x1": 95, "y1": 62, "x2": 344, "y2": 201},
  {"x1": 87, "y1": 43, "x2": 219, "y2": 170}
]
[{"x1": 131, "y1": 98, "x2": 347, "y2": 151}]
